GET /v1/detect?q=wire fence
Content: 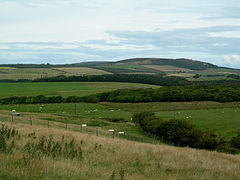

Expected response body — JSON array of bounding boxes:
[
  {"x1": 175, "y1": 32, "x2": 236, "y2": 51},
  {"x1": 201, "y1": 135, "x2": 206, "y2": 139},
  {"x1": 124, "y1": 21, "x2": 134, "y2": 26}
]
[{"x1": 0, "y1": 113, "x2": 168, "y2": 145}]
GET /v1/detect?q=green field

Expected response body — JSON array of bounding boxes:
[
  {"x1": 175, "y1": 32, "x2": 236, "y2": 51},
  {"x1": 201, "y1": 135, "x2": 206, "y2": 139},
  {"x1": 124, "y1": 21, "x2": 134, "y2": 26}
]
[
  {"x1": 1, "y1": 101, "x2": 240, "y2": 137},
  {"x1": 0, "y1": 82, "x2": 159, "y2": 98},
  {"x1": 156, "y1": 108, "x2": 240, "y2": 137}
]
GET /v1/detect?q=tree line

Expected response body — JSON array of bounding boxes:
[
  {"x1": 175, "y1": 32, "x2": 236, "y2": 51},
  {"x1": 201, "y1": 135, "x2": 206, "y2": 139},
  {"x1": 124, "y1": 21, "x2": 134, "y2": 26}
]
[
  {"x1": 94, "y1": 85, "x2": 240, "y2": 103},
  {"x1": 0, "y1": 74, "x2": 191, "y2": 86},
  {"x1": 33, "y1": 74, "x2": 190, "y2": 86},
  {"x1": 1, "y1": 85, "x2": 240, "y2": 105},
  {"x1": 132, "y1": 112, "x2": 240, "y2": 154}
]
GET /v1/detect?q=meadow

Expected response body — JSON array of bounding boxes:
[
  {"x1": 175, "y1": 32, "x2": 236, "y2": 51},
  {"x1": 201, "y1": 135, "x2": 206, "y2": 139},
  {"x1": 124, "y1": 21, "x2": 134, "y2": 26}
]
[
  {"x1": 0, "y1": 122, "x2": 240, "y2": 180},
  {"x1": 0, "y1": 82, "x2": 159, "y2": 98}
]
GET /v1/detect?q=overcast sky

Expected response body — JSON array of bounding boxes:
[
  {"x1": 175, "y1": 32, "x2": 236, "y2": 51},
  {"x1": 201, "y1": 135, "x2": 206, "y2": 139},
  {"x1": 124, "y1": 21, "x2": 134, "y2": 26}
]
[{"x1": 0, "y1": 0, "x2": 240, "y2": 68}]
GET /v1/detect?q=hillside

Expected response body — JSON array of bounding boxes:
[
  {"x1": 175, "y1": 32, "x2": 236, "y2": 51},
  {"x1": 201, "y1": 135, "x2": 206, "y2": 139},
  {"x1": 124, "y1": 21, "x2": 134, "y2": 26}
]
[
  {"x1": 1, "y1": 121, "x2": 240, "y2": 180},
  {"x1": 115, "y1": 58, "x2": 217, "y2": 70},
  {"x1": 1, "y1": 58, "x2": 240, "y2": 82}
]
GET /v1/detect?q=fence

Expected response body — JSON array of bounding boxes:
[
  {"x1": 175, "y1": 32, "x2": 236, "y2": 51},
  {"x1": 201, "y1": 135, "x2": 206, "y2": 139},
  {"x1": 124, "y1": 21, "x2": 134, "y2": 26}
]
[{"x1": 0, "y1": 113, "x2": 168, "y2": 145}]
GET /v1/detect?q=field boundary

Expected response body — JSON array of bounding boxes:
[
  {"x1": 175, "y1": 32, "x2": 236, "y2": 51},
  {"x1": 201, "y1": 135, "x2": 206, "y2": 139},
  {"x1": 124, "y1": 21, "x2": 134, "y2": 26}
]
[{"x1": 0, "y1": 112, "x2": 166, "y2": 145}]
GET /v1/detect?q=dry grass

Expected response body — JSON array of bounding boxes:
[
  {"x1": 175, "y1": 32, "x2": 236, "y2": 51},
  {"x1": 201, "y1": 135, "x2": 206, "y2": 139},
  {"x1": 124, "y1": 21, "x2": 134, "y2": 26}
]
[
  {"x1": 0, "y1": 121, "x2": 240, "y2": 179},
  {"x1": 168, "y1": 73, "x2": 196, "y2": 77}
]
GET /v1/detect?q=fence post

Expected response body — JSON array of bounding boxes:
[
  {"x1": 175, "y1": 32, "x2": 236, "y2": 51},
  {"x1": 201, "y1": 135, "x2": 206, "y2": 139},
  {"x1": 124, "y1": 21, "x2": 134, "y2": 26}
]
[
  {"x1": 112, "y1": 131, "x2": 115, "y2": 139},
  {"x1": 96, "y1": 128, "x2": 99, "y2": 136}
]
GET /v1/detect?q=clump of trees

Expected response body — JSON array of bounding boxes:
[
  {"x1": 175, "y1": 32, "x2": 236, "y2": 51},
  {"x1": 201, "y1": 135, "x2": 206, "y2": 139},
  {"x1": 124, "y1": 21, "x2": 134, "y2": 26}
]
[{"x1": 132, "y1": 112, "x2": 240, "y2": 153}]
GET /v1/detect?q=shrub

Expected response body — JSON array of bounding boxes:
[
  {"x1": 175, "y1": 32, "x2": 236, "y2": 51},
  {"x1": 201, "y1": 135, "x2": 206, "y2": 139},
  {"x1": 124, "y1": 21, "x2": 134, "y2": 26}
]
[
  {"x1": 216, "y1": 145, "x2": 239, "y2": 154},
  {"x1": 230, "y1": 133, "x2": 240, "y2": 149},
  {"x1": 105, "y1": 118, "x2": 126, "y2": 123},
  {"x1": 132, "y1": 112, "x2": 229, "y2": 151},
  {"x1": 156, "y1": 119, "x2": 202, "y2": 148}
]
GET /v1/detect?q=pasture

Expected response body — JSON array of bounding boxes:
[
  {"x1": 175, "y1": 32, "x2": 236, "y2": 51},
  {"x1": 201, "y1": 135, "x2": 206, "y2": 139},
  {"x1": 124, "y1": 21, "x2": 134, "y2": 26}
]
[
  {"x1": 0, "y1": 101, "x2": 240, "y2": 137},
  {"x1": 0, "y1": 82, "x2": 160, "y2": 98},
  {"x1": 0, "y1": 104, "x2": 149, "y2": 143}
]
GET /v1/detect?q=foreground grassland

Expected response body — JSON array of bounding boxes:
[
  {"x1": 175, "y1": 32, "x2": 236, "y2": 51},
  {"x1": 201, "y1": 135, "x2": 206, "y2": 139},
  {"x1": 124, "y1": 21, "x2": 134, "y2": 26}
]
[
  {"x1": 1, "y1": 101, "x2": 240, "y2": 137},
  {"x1": 0, "y1": 67, "x2": 110, "y2": 80},
  {"x1": 0, "y1": 122, "x2": 240, "y2": 180},
  {"x1": 0, "y1": 82, "x2": 159, "y2": 98}
]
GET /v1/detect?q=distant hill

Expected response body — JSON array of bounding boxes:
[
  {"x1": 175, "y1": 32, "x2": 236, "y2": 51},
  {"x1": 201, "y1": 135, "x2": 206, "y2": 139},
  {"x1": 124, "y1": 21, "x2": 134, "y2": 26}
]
[
  {"x1": 115, "y1": 58, "x2": 217, "y2": 70},
  {"x1": 1, "y1": 57, "x2": 240, "y2": 82}
]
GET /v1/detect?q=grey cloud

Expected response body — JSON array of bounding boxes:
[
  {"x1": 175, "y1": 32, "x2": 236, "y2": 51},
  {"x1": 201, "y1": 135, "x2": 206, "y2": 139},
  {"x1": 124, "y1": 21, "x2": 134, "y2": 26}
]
[
  {"x1": 107, "y1": 26, "x2": 240, "y2": 55},
  {"x1": 1, "y1": 25, "x2": 240, "y2": 67}
]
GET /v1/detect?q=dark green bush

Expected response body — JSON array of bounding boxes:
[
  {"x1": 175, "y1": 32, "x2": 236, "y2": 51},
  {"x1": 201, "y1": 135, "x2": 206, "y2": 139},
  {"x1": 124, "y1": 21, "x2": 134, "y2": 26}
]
[
  {"x1": 132, "y1": 112, "x2": 228, "y2": 151},
  {"x1": 230, "y1": 133, "x2": 240, "y2": 149},
  {"x1": 105, "y1": 118, "x2": 126, "y2": 123}
]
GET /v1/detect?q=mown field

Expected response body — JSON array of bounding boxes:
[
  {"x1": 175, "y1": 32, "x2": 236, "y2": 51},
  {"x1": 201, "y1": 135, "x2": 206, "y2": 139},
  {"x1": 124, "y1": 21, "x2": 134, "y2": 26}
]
[
  {"x1": 1, "y1": 101, "x2": 240, "y2": 137},
  {"x1": 1, "y1": 122, "x2": 240, "y2": 179},
  {"x1": 0, "y1": 82, "x2": 160, "y2": 98},
  {"x1": 0, "y1": 67, "x2": 110, "y2": 80}
]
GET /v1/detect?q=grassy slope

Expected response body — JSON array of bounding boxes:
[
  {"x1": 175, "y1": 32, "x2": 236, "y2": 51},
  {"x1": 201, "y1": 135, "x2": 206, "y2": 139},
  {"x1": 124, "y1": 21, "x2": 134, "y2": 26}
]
[
  {"x1": 0, "y1": 122, "x2": 240, "y2": 180},
  {"x1": 0, "y1": 82, "x2": 159, "y2": 98}
]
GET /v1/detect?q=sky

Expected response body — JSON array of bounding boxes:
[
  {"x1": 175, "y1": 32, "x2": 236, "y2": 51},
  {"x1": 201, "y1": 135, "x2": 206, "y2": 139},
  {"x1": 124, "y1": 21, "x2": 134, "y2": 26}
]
[{"x1": 0, "y1": 0, "x2": 240, "y2": 68}]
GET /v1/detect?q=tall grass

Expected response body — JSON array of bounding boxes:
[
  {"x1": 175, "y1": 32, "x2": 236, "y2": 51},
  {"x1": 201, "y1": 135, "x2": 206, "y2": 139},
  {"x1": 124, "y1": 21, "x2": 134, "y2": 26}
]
[{"x1": 0, "y1": 122, "x2": 240, "y2": 179}]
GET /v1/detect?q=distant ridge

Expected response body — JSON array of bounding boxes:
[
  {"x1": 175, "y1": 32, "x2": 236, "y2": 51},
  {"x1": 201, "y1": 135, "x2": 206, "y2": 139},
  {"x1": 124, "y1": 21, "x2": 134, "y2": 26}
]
[
  {"x1": 1, "y1": 57, "x2": 240, "y2": 82},
  {"x1": 0, "y1": 57, "x2": 222, "y2": 70},
  {"x1": 116, "y1": 58, "x2": 218, "y2": 70}
]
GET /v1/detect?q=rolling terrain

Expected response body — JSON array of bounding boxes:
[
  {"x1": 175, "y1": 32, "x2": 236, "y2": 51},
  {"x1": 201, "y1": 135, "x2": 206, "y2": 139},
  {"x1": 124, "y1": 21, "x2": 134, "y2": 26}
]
[
  {"x1": 1, "y1": 58, "x2": 240, "y2": 81},
  {"x1": 1, "y1": 58, "x2": 240, "y2": 179}
]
